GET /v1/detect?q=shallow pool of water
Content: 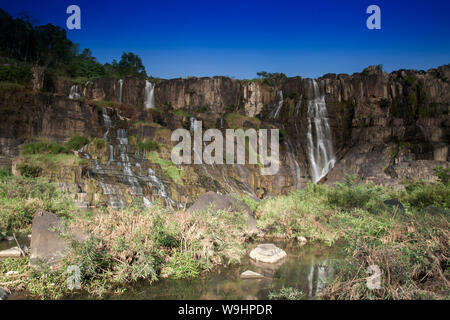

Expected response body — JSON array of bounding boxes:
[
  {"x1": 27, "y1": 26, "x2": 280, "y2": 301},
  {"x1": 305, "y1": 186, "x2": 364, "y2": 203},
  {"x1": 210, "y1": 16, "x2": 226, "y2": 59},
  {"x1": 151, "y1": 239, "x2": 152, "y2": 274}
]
[
  {"x1": 7, "y1": 241, "x2": 340, "y2": 300},
  {"x1": 0, "y1": 234, "x2": 30, "y2": 254},
  {"x1": 81, "y1": 241, "x2": 340, "y2": 300}
]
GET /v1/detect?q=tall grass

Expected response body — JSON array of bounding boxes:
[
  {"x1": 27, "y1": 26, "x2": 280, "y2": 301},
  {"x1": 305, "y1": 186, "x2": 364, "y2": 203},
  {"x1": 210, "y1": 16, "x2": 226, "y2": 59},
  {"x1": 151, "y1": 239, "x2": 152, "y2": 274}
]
[{"x1": 256, "y1": 176, "x2": 449, "y2": 299}]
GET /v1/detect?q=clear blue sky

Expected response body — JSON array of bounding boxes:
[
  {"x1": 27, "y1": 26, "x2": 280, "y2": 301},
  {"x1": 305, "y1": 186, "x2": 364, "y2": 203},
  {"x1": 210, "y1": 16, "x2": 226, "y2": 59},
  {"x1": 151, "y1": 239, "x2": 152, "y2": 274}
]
[{"x1": 1, "y1": 0, "x2": 449, "y2": 79}]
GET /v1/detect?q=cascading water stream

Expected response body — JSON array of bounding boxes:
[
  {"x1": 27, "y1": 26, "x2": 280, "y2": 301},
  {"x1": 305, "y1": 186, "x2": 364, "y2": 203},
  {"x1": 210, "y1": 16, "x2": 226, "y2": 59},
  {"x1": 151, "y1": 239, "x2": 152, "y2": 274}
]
[
  {"x1": 97, "y1": 108, "x2": 178, "y2": 208},
  {"x1": 69, "y1": 85, "x2": 81, "y2": 100},
  {"x1": 147, "y1": 168, "x2": 176, "y2": 207},
  {"x1": 271, "y1": 90, "x2": 284, "y2": 119},
  {"x1": 117, "y1": 128, "x2": 143, "y2": 197},
  {"x1": 144, "y1": 80, "x2": 155, "y2": 109},
  {"x1": 306, "y1": 79, "x2": 336, "y2": 183},
  {"x1": 118, "y1": 79, "x2": 123, "y2": 103}
]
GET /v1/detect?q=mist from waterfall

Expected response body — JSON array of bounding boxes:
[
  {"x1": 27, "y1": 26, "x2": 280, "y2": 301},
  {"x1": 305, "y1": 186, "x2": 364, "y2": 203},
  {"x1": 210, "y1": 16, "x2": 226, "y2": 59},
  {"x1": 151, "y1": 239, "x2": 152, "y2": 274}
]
[
  {"x1": 306, "y1": 79, "x2": 336, "y2": 183},
  {"x1": 144, "y1": 80, "x2": 155, "y2": 109},
  {"x1": 118, "y1": 79, "x2": 123, "y2": 103}
]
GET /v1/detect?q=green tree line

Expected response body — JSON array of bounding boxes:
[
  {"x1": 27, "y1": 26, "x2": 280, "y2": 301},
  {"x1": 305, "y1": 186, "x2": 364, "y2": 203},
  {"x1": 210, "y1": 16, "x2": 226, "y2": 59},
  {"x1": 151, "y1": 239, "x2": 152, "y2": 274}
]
[{"x1": 0, "y1": 9, "x2": 147, "y2": 81}]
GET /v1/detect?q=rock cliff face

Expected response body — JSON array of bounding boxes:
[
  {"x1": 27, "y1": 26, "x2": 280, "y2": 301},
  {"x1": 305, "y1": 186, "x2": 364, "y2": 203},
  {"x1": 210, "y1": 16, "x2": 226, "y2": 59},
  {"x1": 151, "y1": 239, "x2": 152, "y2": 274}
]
[{"x1": 0, "y1": 65, "x2": 448, "y2": 207}]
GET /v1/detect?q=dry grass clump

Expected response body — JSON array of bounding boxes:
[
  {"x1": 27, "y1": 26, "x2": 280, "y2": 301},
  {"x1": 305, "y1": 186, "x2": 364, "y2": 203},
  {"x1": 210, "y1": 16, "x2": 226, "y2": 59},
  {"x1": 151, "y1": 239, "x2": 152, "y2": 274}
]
[
  {"x1": 67, "y1": 204, "x2": 248, "y2": 296},
  {"x1": 321, "y1": 214, "x2": 449, "y2": 300}
]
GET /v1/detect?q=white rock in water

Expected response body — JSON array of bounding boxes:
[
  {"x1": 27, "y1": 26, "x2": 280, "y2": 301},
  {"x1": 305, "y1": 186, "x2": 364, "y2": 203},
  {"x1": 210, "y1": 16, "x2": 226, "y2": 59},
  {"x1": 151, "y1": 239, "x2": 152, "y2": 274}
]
[
  {"x1": 249, "y1": 243, "x2": 287, "y2": 264},
  {"x1": 0, "y1": 246, "x2": 26, "y2": 258},
  {"x1": 240, "y1": 270, "x2": 264, "y2": 279},
  {"x1": 296, "y1": 236, "x2": 307, "y2": 243}
]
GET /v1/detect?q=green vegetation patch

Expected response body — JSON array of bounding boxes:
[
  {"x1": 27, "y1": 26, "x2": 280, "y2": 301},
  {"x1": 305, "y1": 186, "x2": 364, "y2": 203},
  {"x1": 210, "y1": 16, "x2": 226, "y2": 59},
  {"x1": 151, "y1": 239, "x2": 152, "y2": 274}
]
[
  {"x1": 147, "y1": 151, "x2": 184, "y2": 183},
  {"x1": 0, "y1": 63, "x2": 31, "y2": 85},
  {"x1": 224, "y1": 113, "x2": 261, "y2": 129},
  {"x1": 0, "y1": 174, "x2": 77, "y2": 237}
]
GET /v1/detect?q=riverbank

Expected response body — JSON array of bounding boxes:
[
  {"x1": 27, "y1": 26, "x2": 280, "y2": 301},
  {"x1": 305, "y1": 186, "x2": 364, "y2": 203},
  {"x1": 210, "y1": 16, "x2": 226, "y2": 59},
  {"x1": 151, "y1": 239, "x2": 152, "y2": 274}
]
[{"x1": 0, "y1": 169, "x2": 449, "y2": 300}]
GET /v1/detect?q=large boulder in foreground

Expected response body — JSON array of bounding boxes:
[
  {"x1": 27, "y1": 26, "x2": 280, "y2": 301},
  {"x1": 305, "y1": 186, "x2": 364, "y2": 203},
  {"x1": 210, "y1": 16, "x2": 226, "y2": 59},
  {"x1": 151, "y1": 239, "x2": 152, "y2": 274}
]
[
  {"x1": 187, "y1": 192, "x2": 257, "y2": 232},
  {"x1": 29, "y1": 210, "x2": 87, "y2": 267},
  {"x1": 249, "y1": 243, "x2": 287, "y2": 264}
]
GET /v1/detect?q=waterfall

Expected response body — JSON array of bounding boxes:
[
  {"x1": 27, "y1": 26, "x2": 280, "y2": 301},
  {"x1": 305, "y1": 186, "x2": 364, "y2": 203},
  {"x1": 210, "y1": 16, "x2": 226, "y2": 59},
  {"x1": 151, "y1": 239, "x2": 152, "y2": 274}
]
[
  {"x1": 102, "y1": 108, "x2": 113, "y2": 129},
  {"x1": 95, "y1": 107, "x2": 179, "y2": 208},
  {"x1": 118, "y1": 79, "x2": 123, "y2": 103},
  {"x1": 271, "y1": 90, "x2": 284, "y2": 119},
  {"x1": 285, "y1": 140, "x2": 302, "y2": 189},
  {"x1": 306, "y1": 79, "x2": 336, "y2": 183},
  {"x1": 116, "y1": 128, "x2": 143, "y2": 196},
  {"x1": 147, "y1": 168, "x2": 176, "y2": 207},
  {"x1": 98, "y1": 181, "x2": 125, "y2": 209},
  {"x1": 144, "y1": 80, "x2": 155, "y2": 109},
  {"x1": 69, "y1": 85, "x2": 80, "y2": 100},
  {"x1": 295, "y1": 94, "x2": 302, "y2": 116},
  {"x1": 117, "y1": 128, "x2": 128, "y2": 145},
  {"x1": 189, "y1": 116, "x2": 196, "y2": 132}
]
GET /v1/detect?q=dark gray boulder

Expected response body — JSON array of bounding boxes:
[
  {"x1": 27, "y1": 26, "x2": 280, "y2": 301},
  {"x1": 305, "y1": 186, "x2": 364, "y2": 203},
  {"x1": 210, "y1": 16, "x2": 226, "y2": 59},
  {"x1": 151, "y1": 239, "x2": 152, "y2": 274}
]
[
  {"x1": 187, "y1": 192, "x2": 257, "y2": 232},
  {"x1": 0, "y1": 287, "x2": 9, "y2": 300},
  {"x1": 29, "y1": 210, "x2": 87, "y2": 267},
  {"x1": 384, "y1": 199, "x2": 405, "y2": 213},
  {"x1": 422, "y1": 205, "x2": 448, "y2": 216}
]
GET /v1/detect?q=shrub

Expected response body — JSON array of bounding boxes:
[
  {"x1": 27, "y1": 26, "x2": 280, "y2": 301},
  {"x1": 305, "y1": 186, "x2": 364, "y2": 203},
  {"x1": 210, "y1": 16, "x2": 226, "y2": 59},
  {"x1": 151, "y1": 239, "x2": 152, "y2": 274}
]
[
  {"x1": 0, "y1": 167, "x2": 12, "y2": 178},
  {"x1": 327, "y1": 176, "x2": 387, "y2": 214},
  {"x1": 240, "y1": 195, "x2": 259, "y2": 212},
  {"x1": 400, "y1": 181, "x2": 450, "y2": 210},
  {"x1": 163, "y1": 251, "x2": 202, "y2": 279},
  {"x1": 0, "y1": 64, "x2": 31, "y2": 84},
  {"x1": 433, "y1": 166, "x2": 450, "y2": 185},
  {"x1": 64, "y1": 135, "x2": 90, "y2": 151},
  {"x1": 173, "y1": 109, "x2": 191, "y2": 118},
  {"x1": 0, "y1": 175, "x2": 76, "y2": 234},
  {"x1": 137, "y1": 140, "x2": 159, "y2": 153},
  {"x1": 18, "y1": 164, "x2": 42, "y2": 178},
  {"x1": 93, "y1": 138, "x2": 106, "y2": 150},
  {"x1": 22, "y1": 141, "x2": 65, "y2": 155}
]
